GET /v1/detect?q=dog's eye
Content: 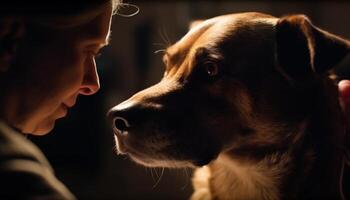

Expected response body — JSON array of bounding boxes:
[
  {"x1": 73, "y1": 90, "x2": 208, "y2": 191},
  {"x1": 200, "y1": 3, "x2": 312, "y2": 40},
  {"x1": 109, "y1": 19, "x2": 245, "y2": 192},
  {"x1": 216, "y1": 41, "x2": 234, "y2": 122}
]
[{"x1": 205, "y1": 63, "x2": 219, "y2": 77}]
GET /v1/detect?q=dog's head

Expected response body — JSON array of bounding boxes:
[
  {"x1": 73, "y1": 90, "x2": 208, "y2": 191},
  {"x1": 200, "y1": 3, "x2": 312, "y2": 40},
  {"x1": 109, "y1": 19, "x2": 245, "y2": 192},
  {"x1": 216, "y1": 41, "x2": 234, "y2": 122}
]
[{"x1": 108, "y1": 12, "x2": 350, "y2": 168}]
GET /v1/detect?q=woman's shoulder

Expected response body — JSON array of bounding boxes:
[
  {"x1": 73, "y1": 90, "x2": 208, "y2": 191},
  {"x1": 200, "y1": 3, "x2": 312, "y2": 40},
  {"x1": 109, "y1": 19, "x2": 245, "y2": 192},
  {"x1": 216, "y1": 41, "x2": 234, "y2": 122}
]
[
  {"x1": 0, "y1": 120, "x2": 51, "y2": 166},
  {"x1": 0, "y1": 120, "x2": 76, "y2": 200}
]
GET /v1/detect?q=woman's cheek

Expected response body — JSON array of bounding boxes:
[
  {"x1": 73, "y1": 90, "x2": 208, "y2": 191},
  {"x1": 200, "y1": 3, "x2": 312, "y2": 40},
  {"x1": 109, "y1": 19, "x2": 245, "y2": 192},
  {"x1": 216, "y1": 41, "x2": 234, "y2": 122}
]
[{"x1": 51, "y1": 49, "x2": 90, "y2": 98}]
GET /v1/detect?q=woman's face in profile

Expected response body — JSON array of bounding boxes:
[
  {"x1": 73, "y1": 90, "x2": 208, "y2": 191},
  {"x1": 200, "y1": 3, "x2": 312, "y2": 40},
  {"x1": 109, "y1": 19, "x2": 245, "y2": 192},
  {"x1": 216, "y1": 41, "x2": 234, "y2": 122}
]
[{"x1": 5, "y1": 5, "x2": 113, "y2": 135}]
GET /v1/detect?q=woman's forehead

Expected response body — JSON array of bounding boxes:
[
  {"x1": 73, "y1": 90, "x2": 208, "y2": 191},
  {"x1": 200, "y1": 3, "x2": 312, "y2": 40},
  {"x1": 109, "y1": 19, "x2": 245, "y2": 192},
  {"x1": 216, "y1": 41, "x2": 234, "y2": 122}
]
[{"x1": 75, "y1": 4, "x2": 113, "y2": 47}]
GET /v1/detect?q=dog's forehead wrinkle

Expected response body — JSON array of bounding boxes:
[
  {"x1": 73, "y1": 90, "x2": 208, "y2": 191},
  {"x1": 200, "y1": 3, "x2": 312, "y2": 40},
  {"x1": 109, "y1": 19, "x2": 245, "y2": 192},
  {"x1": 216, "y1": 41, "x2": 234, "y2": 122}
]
[
  {"x1": 132, "y1": 78, "x2": 181, "y2": 102},
  {"x1": 176, "y1": 16, "x2": 218, "y2": 46},
  {"x1": 167, "y1": 14, "x2": 278, "y2": 79},
  {"x1": 166, "y1": 17, "x2": 218, "y2": 64},
  {"x1": 167, "y1": 16, "x2": 233, "y2": 66},
  {"x1": 192, "y1": 19, "x2": 277, "y2": 68},
  {"x1": 166, "y1": 47, "x2": 188, "y2": 68}
]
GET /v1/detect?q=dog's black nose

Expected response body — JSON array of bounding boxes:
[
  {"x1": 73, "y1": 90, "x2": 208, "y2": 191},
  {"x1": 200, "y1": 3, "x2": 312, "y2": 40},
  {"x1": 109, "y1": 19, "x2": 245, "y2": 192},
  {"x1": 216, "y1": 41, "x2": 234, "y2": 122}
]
[
  {"x1": 108, "y1": 99, "x2": 159, "y2": 134},
  {"x1": 113, "y1": 117, "x2": 130, "y2": 133},
  {"x1": 107, "y1": 106, "x2": 132, "y2": 135}
]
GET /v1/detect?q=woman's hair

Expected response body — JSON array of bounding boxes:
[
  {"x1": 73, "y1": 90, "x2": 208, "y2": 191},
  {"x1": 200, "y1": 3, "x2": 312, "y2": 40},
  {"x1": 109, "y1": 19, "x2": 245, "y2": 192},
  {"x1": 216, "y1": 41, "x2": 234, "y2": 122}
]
[
  {"x1": 0, "y1": 0, "x2": 122, "y2": 28},
  {"x1": 0, "y1": 0, "x2": 122, "y2": 72}
]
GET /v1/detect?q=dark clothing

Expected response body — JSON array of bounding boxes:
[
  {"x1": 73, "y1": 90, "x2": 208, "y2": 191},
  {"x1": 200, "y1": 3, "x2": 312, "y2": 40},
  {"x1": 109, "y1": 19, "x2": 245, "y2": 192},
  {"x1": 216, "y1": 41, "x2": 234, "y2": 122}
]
[{"x1": 0, "y1": 121, "x2": 75, "y2": 200}]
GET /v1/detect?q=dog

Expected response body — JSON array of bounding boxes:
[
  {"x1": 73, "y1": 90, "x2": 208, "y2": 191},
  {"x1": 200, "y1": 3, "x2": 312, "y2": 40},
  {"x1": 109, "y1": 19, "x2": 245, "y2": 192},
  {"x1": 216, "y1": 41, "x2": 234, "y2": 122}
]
[{"x1": 108, "y1": 12, "x2": 350, "y2": 200}]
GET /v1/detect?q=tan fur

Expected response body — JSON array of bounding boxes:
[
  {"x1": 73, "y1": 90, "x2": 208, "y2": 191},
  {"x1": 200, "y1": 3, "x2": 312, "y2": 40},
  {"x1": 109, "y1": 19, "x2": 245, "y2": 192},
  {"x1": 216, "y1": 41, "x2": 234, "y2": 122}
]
[
  {"x1": 191, "y1": 121, "x2": 308, "y2": 200},
  {"x1": 109, "y1": 12, "x2": 350, "y2": 200}
]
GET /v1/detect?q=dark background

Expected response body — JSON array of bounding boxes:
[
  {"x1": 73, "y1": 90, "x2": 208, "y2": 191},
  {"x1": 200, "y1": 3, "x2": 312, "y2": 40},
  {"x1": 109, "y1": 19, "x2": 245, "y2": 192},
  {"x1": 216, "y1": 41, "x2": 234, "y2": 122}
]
[{"x1": 30, "y1": 1, "x2": 350, "y2": 200}]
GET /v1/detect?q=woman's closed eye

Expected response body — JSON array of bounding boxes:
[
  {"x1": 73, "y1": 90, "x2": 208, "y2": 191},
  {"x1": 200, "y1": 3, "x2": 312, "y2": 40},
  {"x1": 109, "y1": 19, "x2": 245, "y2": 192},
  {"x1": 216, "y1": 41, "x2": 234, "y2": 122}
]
[{"x1": 86, "y1": 48, "x2": 103, "y2": 59}]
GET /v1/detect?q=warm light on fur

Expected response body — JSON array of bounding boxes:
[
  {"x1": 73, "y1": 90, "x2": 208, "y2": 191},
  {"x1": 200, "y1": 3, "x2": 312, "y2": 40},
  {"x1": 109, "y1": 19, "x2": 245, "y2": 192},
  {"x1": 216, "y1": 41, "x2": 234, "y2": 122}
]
[{"x1": 109, "y1": 12, "x2": 350, "y2": 199}]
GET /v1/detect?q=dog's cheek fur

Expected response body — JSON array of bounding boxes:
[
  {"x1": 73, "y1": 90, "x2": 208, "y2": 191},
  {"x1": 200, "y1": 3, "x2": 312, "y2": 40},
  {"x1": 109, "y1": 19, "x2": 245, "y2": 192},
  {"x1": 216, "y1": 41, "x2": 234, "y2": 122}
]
[
  {"x1": 116, "y1": 84, "x2": 228, "y2": 167},
  {"x1": 134, "y1": 79, "x2": 253, "y2": 166},
  {"x1": 190, "y1": 78, "x2": 256, "y2": 152}
]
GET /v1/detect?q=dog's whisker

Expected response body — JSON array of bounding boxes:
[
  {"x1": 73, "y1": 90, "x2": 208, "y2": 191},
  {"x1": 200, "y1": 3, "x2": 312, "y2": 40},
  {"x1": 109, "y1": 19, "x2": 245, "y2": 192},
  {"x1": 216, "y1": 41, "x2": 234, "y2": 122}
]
[
  {"x1": 154, "y1": 167, "x2": 159, "y2": 178},
  {"x1": 158, "y1": 26, "x2": 172, "y2": 48},
  {"x1": 152, "y1": 167, "x2": 165, "y2": 189},
  {"x1": 158, "y1": 28, "x2": 167, "y2": 48},
  {"x1": 154, "y1": 49, "x2": 166, "y2": 54},
  {"x1": 180, "y1": 168, "x2": 191, "y2": 190},
  {"x1": 161, "y1": 26, "x2": 172, "y2": 47},
  {"x1": 152, "y1": 42, "x2": 167, "y2": 47},
  {"x1": 150, "y1": 168, "x2": 156, "y2": 182},
  {"x1": 185, "y1": 168, "x2": 189, "y2": 177}
]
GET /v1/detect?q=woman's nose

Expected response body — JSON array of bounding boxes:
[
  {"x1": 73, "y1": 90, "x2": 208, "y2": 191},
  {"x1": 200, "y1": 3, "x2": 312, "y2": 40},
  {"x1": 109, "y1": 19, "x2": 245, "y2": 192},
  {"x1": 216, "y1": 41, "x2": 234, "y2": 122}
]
[{"x1": 79, "y1": 58, "x2": 100, "y2": 95}]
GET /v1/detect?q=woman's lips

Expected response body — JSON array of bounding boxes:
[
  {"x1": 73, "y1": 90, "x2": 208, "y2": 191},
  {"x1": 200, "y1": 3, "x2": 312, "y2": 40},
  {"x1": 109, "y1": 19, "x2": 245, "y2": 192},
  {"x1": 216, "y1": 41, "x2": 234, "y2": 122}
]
[
  {"x1": 63, "y1": 102, "x2": 75, "y2": 108},
  {"x1": 57, "y1": 104, "x2": 68, "y2": 118}
]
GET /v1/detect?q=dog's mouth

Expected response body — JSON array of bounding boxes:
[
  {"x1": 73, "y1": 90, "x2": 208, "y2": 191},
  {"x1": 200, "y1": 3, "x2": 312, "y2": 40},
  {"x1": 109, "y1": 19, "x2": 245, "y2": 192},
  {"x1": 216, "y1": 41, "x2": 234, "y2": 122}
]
[
  {"x1": 115, "y1": 136, "x2": 195, "y2": 168},
  {"x1": 127, "y1": 151, "x2": 196, "y2": 168},
  {"x1": 113, "y1": 130, "x2": 216, "y2": 168},
  {"x1": 109, "y1": 91, "x2": 224, "y2": 168}
]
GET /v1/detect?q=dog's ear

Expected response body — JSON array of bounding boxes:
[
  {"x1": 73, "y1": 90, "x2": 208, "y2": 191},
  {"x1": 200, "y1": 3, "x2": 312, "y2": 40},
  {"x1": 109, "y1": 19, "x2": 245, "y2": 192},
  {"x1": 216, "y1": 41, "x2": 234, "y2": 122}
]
[{"x1": 275, "y1": 15, "x2": 350, "y2": 81}]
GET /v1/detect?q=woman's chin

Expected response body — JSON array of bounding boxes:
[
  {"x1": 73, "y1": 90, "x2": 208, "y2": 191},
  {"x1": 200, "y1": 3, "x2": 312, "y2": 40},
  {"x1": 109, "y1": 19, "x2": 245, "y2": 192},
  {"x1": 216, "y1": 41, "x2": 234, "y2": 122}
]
[
  {"x1": 24, "y1": 107, "x2": 67, "y2": 135},
  {"x1": 31, "y1": 128, "x2": 53, "y2": 136},
  {"x1": 24, "y1": 120, "x2": 56, "y2": 136}
]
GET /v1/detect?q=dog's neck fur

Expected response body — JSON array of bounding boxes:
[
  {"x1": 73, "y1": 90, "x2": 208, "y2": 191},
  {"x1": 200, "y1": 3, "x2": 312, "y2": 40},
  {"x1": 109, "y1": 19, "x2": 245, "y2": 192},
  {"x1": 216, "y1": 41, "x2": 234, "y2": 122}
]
[
  {"x1": 192, "y1": 78, "x2": 346, "y2": 200},
  {"x1": 208, "y1": 153, "x2": 288, "y2": 200}
]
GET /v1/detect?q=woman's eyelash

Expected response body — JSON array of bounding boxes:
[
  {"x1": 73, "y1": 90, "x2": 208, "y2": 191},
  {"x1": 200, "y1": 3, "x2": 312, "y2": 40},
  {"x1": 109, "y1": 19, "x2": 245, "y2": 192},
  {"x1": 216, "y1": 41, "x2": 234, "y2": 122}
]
[
  {"x1": 87, "y1": 50, "x2": 102, "y2": 58},
  {"x1": 94, "y1": 52, "x2": 102, "y2": 57}
]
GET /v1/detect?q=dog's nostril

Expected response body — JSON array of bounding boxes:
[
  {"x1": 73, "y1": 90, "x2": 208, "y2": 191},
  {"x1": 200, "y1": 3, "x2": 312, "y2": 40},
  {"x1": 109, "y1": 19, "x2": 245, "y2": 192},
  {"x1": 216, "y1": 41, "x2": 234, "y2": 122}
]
[{"x1": 113, "y1": 117, "x2": 130, "y2": 134}]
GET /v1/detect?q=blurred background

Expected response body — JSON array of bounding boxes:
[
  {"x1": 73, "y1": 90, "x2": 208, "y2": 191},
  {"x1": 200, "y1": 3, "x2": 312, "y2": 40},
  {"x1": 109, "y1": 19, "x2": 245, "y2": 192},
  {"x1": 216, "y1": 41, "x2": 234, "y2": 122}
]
[{"x1": 30, "y1": 0, "x2": 350, "y2": 199}]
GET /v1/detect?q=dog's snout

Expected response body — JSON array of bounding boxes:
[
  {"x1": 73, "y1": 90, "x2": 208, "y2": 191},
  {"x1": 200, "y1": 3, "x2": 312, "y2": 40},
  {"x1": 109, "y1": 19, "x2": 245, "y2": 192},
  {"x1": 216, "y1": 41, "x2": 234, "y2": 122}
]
[
  {"x1": 113, "y1": 117, "x2": 130, "y2": 133},
  {"x1": 108, "y1": 99, "x2": 149, "y2": 135},
  {"x1": 108, "y1": 94, "x2": 164, "y2": 135}
]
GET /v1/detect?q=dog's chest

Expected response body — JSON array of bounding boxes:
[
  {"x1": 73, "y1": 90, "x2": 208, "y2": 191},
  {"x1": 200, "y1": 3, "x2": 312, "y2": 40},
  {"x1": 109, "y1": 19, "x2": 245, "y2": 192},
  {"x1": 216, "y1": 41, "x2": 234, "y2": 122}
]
[{"x1": 192, "y1": 155, "x2": 284, "y2": 200}]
